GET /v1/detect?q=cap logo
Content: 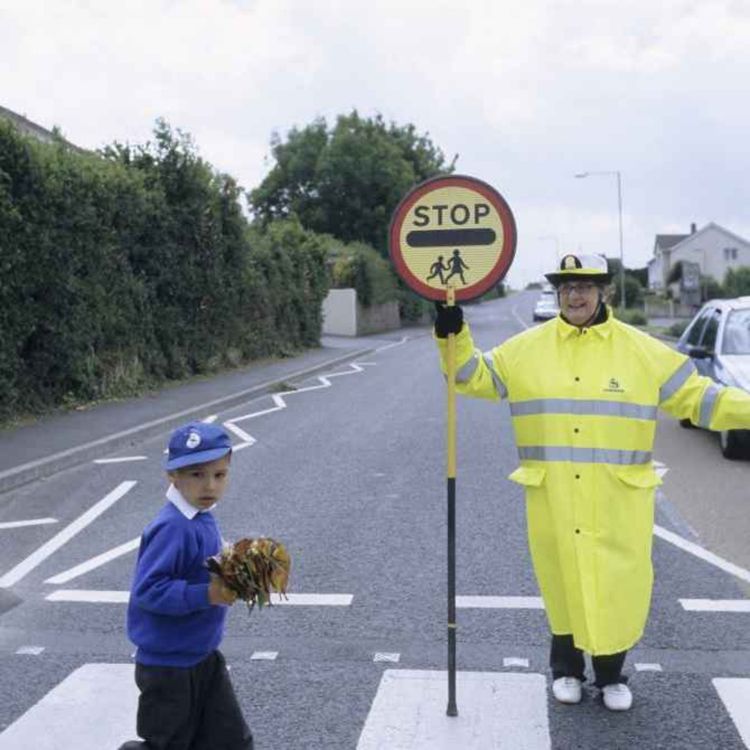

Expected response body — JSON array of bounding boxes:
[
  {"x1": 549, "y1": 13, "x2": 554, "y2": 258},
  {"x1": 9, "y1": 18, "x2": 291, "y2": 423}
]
[
  {"x1": 562, "y1": 254, "x2": 581, "y2": 270},
  {"x1": 186, "y1": 431, "x2": 202, "y2": 449}
]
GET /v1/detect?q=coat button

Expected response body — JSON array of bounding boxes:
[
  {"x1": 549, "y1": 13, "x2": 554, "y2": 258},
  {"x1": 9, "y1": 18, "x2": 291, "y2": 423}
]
[
  {"x1": 574, "y1": 377, "x2": 580, "y2": 382},
  {"x1": 575, "y1": 474, "x2": 580, "y2": 479},
  {"x1": 574, "y1": 428, "x2": 579, "y2": 433},
  {"x1": 575, "y1": 528, "x2": 581, "y2": 534}
]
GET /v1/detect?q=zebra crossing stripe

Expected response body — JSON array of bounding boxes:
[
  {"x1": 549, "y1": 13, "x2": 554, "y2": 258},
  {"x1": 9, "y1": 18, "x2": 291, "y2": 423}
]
[
  {"x1": 0, "y1": 663, "x2": 137, "y2": 749},
  {"x1": 456, "y1": 596, "x2": 544, "y2": 609},
  {"x1": 713, "y1": 678, "x2": 750, "y2": 747},
  {"x1": 45, "y1": 590, "x2": 353, "y2": 606},
  {"x1": 679, "y1": 599, "x2": 750, "y2": 613},
  {"x1": 356, "y1": 670, "x2": 550, "y2": 749}
]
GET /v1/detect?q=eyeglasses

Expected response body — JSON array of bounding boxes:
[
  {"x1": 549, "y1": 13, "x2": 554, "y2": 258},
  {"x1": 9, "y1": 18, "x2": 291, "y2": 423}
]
[{"x1": 558, "y1": 282, "x2": 598, "y2": 296}]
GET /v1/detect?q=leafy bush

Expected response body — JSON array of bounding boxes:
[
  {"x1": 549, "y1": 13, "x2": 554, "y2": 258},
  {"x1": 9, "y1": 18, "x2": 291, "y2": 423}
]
[
  {"x1": 328, "y1": 239, "x2": 398, "y2": 307},
  {"x1": 0, "y1": 120, "x2": 329, "y2": 420},
  {"x1": 723, "y1": 267, "x2": 750, "y2": 298},
  {"x1": 668, "y1": 320, "x2": 689, "y2": 338},
  {"x1": 614, "y1": 308, "x2": 647, "y2": 326}
]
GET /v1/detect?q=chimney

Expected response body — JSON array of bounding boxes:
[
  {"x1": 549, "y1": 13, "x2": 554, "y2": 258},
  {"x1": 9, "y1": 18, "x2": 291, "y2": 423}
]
[{"x1": 691, "y1": 222, "x2": 697, "y2": 234}]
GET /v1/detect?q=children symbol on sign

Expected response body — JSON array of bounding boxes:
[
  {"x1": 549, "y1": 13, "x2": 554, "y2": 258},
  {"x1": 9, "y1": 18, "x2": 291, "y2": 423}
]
[
  {"x1": 426, "y1": 255, "x2": 449, "y2": 284},
  {"x1": 444, "y1": 249, "x2": 470, "y2": 285}
]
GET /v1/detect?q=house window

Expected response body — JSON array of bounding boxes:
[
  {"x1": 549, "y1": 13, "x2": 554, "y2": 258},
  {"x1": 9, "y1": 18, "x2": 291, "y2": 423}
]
[{"x1": 724, "y1": 247, "x2": 738, "y2": 261}]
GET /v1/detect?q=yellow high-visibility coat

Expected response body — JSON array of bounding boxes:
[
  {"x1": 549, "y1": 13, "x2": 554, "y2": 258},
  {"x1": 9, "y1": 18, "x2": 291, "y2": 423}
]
[{"x1": 437, "y1": 310, "x2": 750, "y2": 655}]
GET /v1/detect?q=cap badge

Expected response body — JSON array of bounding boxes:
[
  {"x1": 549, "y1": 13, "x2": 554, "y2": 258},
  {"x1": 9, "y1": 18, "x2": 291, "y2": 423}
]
[
  {"x1": 562, "y1": 255, "x2": 580, "y2": 270},
  {"x1": 186, "y1": 431, "x2": 202, "y2": 449}
]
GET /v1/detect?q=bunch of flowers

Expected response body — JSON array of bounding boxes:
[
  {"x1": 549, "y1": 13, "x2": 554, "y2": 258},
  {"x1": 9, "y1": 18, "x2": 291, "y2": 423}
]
[{"x1": 206, "y1": 537, "x2": 290, "y2": 613}]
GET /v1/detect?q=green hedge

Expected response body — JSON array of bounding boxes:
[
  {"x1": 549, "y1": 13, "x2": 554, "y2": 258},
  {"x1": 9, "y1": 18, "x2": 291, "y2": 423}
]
[
  {"x1": 328, "y1": 239, "x2": 398, "y2": 307},
  {"x1": 0, "y1": 120, "x2": 328, "y2": 420}
]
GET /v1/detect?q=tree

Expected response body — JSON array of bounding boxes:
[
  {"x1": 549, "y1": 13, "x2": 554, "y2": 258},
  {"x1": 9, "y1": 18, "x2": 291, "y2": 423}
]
[
  {"x1": 249, "y1": 111, "x2": 452, "y2": 256},
  {"x1": 723, "y1": 267, "x2": 750, "y2": 298}
]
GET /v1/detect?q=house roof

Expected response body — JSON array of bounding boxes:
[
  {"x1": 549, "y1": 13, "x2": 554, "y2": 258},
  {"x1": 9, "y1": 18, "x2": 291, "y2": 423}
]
[
  {"x1": 670, "y1": 222, "x2": 750, "y2": 254},
  {"x1": 654, "y1": 234, "x2": 688, "y2": 251},
  {"x1": 0, "y1": 104, "x2": 86, "y2": 153}
]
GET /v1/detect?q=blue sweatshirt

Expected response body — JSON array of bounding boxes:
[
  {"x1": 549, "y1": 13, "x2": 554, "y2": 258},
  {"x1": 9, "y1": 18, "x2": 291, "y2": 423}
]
[{"x1": 126, "y1": 496, "x2": 227, "y2": 667}]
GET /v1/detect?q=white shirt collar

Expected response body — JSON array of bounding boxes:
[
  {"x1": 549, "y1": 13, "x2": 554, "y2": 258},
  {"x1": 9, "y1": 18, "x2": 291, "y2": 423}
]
[{"x1": 166, "y1": 484, "x2": 215, "y2": 518}]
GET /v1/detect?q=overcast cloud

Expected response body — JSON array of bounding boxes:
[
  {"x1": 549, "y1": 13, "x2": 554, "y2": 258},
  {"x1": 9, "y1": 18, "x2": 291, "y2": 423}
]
[{"x1": 2, "y1": 0, "x2": 748, "y2": 286}]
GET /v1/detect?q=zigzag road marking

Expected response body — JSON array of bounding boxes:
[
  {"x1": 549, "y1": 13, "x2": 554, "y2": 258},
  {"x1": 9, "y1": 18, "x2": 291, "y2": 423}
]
[{"x1": 224, "y1": 362, "x2": 376, "y2": 445}]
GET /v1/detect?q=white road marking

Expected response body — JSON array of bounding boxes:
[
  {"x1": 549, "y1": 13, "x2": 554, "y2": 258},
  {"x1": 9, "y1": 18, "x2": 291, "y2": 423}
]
[
  {"x1": 44, "y1": 537, "x2": 140, "y2": 584},
  {"x1": 511, "y1": 304, "x2": 529, "y2": 330},
  {"x1": 93, "y1": 456, "x2": 147, "y2": 464},
  {"x1": 456, "y1": 596, "x2": 544, "y2": 609},
  {"x1": 223, "y1": 421, "x2": 257, "y2": 444},
  {"x1": 374, "y1": 653, "x2": 401, "y2": 663},
  {"x1": 15, "y1": 646, "x2": 45, "y2": 656},
  {"x1": 357, "y1": 670, "x2": 550, "y2": 750},
  {"x1": 0, "y1": 518, "x2": 57, "y2": 530},
  {"x1": 232, "y1": 441, "x2": 254, "y2": 452},
  {"x1": 653, "y1": 524, "x2": 750, "y2": 584},
  {"x1": 0, "y1": 663, "x2": 137, "y2": 749},
  {"x1": 713, "y1": 678, "x2": 750, "y2": 748},
  {"x1": 270, "y1": 593, "x2": 353, "y2": 606},
  {"x1": 375, "y1": 337, "x2": 409, "y2": 352},
  {"x1": 634, "y1": 663, "x2": 663, "y2": 672},
  {"x1": 503, "y1": 657, "x2": 530, "y2": 668},
  {"x1": 679, "y1": 599, "x2": 750, "y2": 613},
  {"x1": 224, "y1": 362, "x2": 375, "y2": 445},
  {"x1": 0, "y1": 481, "x2": 137, "y2": 588},
  {"x1": 47, "y1": 590, "x2": 129, "y2": 603},
  {"x1": 250, "y1": 651, "x2": 278, "y2": 660},
  {"x1": 45, "y1": 590, "x2": 353, "y2": 606}
]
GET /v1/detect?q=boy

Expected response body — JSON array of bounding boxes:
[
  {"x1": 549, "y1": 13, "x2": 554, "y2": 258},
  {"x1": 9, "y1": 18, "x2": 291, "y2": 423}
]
[{"x1": 119, "y1": 421, "x2": 254, "y2": 750}]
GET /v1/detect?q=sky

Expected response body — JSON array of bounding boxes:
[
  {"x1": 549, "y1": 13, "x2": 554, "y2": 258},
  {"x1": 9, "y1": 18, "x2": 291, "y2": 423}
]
[{"x1": 2, "y1": 0, "x2": 749, "y2": 288}]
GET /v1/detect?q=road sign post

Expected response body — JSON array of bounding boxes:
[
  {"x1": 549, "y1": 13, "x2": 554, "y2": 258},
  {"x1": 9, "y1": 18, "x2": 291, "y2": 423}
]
[{"x1": 389, "y1": 174, "x2": 516, "y2": 717}]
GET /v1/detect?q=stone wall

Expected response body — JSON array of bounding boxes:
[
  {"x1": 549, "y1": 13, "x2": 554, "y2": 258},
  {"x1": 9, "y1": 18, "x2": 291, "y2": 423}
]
[{"x1": 322, "y1": 288, "x2": 401, "y2": 336}]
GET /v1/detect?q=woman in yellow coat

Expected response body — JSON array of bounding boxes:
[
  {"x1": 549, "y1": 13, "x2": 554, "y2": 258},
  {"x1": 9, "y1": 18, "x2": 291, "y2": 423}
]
[{"x1": 435, "y1": 253, "x2": 750, "y2": 711}]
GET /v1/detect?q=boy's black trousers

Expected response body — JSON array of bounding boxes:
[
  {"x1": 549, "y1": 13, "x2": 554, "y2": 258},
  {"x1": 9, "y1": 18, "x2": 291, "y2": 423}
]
[
  {"x1": 128, "y1": 650, "x2": 253, "y2": 750},
  {"x1": 550, "y1": 634, "x2": 627, "y2": 688}
]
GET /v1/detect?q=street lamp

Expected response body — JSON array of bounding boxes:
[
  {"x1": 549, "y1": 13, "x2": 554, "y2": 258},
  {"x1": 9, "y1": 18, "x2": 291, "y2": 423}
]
[{"x1": 575, "y1": 171, "x2": 625, "y2": 309}]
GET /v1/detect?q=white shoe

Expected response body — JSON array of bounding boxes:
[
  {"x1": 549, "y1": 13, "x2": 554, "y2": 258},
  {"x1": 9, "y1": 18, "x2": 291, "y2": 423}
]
[
  {"x1": 602, "y1": 683, "x2": 633, "y2": 711},
  {"x1": 552, "y1": 676, "x2": 582, "y2": 704}
]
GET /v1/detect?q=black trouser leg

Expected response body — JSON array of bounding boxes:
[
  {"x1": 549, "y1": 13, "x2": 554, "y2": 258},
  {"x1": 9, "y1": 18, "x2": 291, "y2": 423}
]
[
  {"x1": 549, "y1": 634, "x2": 585, "y2": 681},
  {"x1": 192, "y1": 651, "x2": 253, "y2": 750},
  {"x1": 592, "y1": 650, "x2": 628, "y2": 687},
  {"x1": 135, "y1": 662, "x2": 195, "y2": 750}
]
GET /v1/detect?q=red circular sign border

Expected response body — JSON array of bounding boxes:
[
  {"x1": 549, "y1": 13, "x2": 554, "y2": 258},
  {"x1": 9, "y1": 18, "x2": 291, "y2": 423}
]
[{"x1": 389, "y1": 173, "x2": 517, "y2": 302}]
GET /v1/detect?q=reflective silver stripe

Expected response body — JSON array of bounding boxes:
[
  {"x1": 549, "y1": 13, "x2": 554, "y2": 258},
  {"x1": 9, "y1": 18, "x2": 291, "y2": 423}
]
[
  {"x1": 698, "y1": 383, "x2": 722, "y2": 428},
  {"x1": 517, "y1": 445, "x2": 653, "y2": 465},
  {"x1": 455, "y1": 353, "x2": 479, "y2": 383},
  {"x1": 510, "y1": 398, "x2": 657, "y2": 420},
  {"x1": 659, "y1": 359, "x2": 696, "y2": 403},
  {"x1": 482, "y1": 352, "x2": 508, "y2": 398}
]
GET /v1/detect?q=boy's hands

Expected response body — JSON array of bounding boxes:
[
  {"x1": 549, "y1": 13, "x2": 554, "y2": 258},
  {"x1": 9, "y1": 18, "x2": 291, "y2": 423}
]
[{"x1": 208, "y1": 574, "x2": 237, "y2": 606}]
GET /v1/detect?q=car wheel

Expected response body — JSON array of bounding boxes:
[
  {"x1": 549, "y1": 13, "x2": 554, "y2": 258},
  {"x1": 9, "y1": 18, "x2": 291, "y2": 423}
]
[
  {"x1": 719, "y1": 429, "x2": 746, "y2": 459},
  {"x1": 679, "y1": 418, "x2": 694, "y2": 429}
]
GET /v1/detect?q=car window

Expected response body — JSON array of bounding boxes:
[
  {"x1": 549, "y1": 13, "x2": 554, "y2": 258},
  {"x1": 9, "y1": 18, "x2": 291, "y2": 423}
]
[
  {"x1": 700, "y1": 309, "x2": 721, "y2": 351},
  {"x1": 685, "y1": 310, "x2": 710, "y2": 345},
  {"x1": 722, "y1": 308, "x2": 750, "y2": 354}
]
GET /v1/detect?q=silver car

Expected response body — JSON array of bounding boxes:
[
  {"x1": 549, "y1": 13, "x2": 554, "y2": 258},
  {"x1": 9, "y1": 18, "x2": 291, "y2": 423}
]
[
  {"x1": 533, "y1": 289, "x2": 559, "y2": 322},
  {"x1": 676, "y1": 297, "x2": 750, "y2": 458}
]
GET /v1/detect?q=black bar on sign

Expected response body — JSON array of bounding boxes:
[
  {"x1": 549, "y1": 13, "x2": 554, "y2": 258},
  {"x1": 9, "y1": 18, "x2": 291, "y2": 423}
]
[{"x1": 406, "y1": 228, "x2": 496, "y2": 247}]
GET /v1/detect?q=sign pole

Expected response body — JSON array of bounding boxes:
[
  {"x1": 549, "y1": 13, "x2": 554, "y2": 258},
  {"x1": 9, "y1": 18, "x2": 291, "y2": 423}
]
[
  {"x1": 387, "y1": 173, "x2": 516, "y2": 723},
  {"x1": 446, "y1": 284, "x2": 458, "y2": 717}
]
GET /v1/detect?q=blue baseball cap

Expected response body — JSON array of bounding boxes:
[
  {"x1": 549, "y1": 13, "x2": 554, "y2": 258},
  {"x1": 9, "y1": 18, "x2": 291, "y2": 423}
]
[{"x1": 164, "y1": 422, "x2": 232, "y2": 470}]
